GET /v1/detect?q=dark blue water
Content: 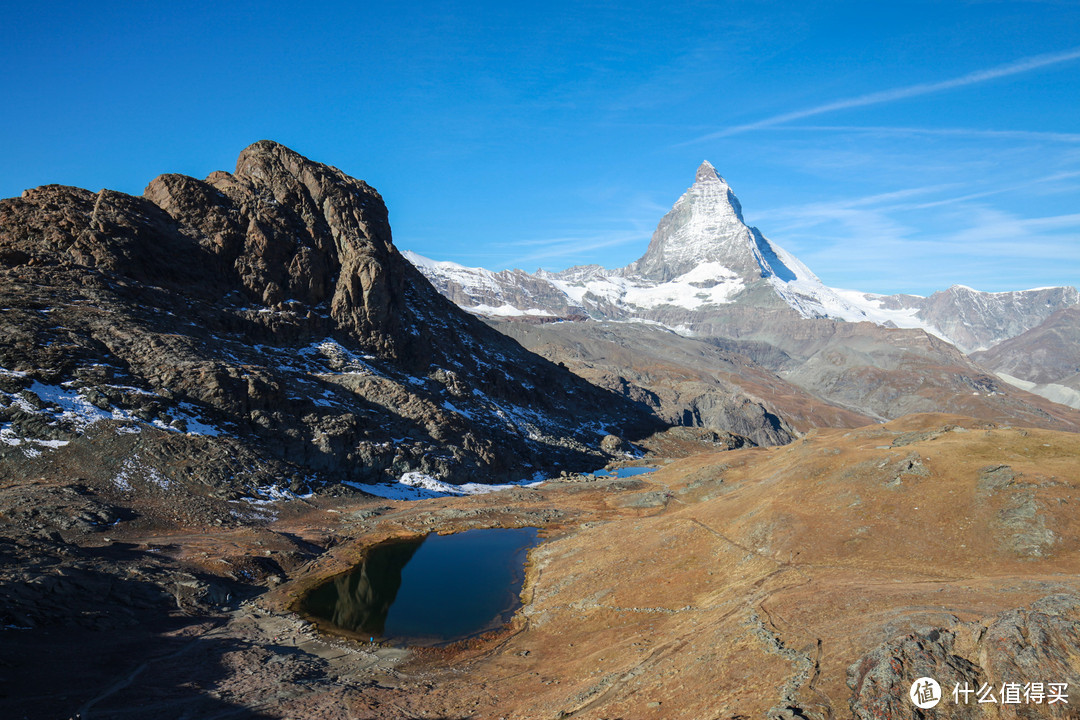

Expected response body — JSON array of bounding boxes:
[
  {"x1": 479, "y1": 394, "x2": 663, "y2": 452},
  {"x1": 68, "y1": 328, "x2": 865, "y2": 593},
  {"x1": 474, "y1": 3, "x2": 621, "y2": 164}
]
[{"x1": 301, "y1": 527, "x2": 539, "y2": 645}]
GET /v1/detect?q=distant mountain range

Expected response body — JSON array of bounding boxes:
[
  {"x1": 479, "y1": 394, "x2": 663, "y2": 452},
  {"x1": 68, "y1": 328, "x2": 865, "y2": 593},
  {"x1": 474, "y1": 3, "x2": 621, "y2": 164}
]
[
  {"x1": 406, "y1": 162, "x2": 1080, "y2": 417},
  {"x1": 406, "y1": 161, "x2": 1077, "y2": 355}
]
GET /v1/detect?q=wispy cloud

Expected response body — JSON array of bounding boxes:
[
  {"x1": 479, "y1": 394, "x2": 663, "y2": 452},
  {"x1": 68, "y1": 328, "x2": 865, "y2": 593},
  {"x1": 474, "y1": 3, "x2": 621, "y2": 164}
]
[
  {"x1": 765, "y1": 199, "x2": 1080, "y2": 294},
  {"x1": 877, "y1": 170, "x2": 1080, "y2": 211},
  {"x1": 758, "y1": 183, "x2": 956, "y2": 234},
  {"x1": 502, "y1": 231, "x2": 647, "y2": 268},
  {"x1": 776, "y1": 125, "x2": 1080, "y2": 143},
  {"x1": 757, "y1": 168, "x2": 1080, "y2": 227},
  {"x1": 683, "y1": 47, "x2": 1080, "y2": 143}
]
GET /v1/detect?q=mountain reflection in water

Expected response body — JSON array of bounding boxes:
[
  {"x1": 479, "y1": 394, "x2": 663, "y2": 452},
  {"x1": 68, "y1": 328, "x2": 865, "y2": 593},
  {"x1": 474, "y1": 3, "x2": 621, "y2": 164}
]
[
  {"x1": 301, "y1": 527, "x2": 539, "y2": 644},
  {"x1": 302, "y1": 537, "x2": 423, "y2": 637}
]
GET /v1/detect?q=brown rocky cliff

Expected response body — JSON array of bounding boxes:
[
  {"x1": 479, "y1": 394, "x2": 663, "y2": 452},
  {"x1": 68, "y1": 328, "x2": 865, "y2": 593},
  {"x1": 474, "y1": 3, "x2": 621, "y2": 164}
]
[
  {"x1": 1, "y1": 184, "x2": 213, "y2": 289},
  {"x1": 144, "y1": 140, "x2": 406, "y2": 356},
  {"x1": 0, "y1": 141, "x2": 662, "y2": 491}
]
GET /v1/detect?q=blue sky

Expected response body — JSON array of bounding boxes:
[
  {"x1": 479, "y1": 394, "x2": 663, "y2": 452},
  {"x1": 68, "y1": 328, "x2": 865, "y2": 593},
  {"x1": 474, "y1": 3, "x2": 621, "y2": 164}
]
[{"x1": 2, "y1": 1, "x2": 1078, "y2": 295}]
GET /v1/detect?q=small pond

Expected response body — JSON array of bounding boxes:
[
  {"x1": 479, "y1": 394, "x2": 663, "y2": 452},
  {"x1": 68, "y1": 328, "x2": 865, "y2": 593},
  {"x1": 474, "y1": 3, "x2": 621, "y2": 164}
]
[{"x1": 299, "y1": 527, "x2": 539, "y2": 646}]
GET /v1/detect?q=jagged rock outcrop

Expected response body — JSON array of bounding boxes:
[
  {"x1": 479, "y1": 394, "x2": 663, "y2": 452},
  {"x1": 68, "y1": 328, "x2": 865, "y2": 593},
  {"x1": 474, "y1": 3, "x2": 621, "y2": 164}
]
[
  {"x1": 0, "y1": 141, "x2": 661, "y2": 497},
  {"x1": 142, "y1": 141, "x2": 412, "y2": 358}
]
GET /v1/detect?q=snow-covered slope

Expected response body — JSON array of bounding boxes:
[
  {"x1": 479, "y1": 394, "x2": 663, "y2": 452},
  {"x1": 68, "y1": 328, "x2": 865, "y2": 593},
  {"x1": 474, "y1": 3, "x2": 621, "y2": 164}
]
[
  {"x1": 402, "y1": 250, "x2": 576, "y2": 318},
  {"x1": 405, "y1": 162, "x2": 1078, "y2": 353}
]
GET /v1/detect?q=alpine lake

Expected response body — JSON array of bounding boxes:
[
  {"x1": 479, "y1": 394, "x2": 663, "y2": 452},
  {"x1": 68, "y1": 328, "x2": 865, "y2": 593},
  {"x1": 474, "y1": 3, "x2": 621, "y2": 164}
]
[{"x1": 298, "y1": 527, "x2": 541, "y2": 646}]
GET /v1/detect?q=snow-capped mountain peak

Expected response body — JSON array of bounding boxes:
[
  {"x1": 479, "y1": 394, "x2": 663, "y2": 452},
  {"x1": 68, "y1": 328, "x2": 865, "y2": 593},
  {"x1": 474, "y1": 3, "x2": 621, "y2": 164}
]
[
  {"x1": 629, "y1": 160, "x2": 758, "y2": 283},
  {"x1": 404, "y1": 161, "x2": 1079, "y2": 353}
]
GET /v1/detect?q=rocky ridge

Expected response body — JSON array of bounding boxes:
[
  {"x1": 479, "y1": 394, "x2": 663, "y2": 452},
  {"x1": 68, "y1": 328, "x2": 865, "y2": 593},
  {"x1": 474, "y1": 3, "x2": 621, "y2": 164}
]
[
  {"x1": 489, "y1": 318, "x2": 876, "y2": 446},
  {"x1": 851, "y1": 283, "x2": 1080, "y2": 354},
  {"x1": 0, "y1": 141, "x2": 661, "y2": 498}
]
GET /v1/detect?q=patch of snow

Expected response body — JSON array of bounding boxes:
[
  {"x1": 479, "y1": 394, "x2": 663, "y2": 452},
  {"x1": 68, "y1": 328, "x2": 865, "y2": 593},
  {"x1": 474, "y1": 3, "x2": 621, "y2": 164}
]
[
  {"x1": 469, "y1": 388, "x2": 555, "y2": 442},
  {"x1": 0, "y1": 377, "x2": 114, "y2": 452},
  {"x1": 113, "y1": 455, "x2": 170, "y2": 491},
  {"x1": 173, "y1": 403, "x2": 223, "y2": 436},
  {"x1": 33, "y1": 438, "x2": 70, "y2": 449},
  {"x1": 246, "y1": 484, "x2": 313, "y2": 503},
  {"x1": 112, "y1": 466, "x2": 133, "y2": 491},
  {"x1": 789, "y1": 285, "x2": 947, "y2": 339},
  {"x1": 347, "y1": 470, "x2": 546, "y2": 502},
  {"x1": 0, "y1": 423, "x2": 70, "y2": 458},
  {"x1": 441, "y1": 400, "x2": 475, "y2": 420},
  {"x1": 464, "y1": 303, "x2": 554, "y2": 317},
  {"x1": 299, "y1": 338, "x2": 381, "y2": 377},
  {"x1": 996, "y1": 373, "x2": 1080, "y2": 410},
  {"x1": 1, "y1": 369, "x2": 224, "y2": 442},
  {"x1": 228, "y1": 504, "x2": 277, "y2": 522},
  {"x1": 545, "y1": 267, "x2": 746, "y2": 313}
]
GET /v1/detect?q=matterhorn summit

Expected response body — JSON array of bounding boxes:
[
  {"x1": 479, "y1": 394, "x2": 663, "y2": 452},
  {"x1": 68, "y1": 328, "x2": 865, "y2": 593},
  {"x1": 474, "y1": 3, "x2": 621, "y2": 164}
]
[{"x1": 628, "y1": 160, "x2": 815, "y2": 291}]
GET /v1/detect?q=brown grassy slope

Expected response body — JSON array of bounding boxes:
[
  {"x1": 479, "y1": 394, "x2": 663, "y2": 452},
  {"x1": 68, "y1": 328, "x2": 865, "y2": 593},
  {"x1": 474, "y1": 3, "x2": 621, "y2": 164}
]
[{"x1": 372, "y1": 413, "x2": 1080, "y2": 719}]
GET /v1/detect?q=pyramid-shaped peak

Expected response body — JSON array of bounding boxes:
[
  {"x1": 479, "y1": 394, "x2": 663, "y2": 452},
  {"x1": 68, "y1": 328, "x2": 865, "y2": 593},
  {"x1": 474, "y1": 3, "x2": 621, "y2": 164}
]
[{"x1": 695, "y1": 160, "x2": 723, "y2": 184}]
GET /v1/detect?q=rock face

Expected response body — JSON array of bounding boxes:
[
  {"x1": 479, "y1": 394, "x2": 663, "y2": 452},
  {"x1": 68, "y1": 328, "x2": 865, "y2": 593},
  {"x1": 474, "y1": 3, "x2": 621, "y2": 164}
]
[
  {"x1": 489, "y1": 318, "x2": 876, "y2": 446},
  {"x1": 0, "y1": 141, "x2": 661, "y2": 496},
  {"x1": 874, "y1": 284, "x2": 1080, "y2": 353},
  {"x1": 728, "y1": 315, "x2": 1080, "y2": 432},
  {"x1": 144, "y1": 144, "x2": 408, "y2": 354}
]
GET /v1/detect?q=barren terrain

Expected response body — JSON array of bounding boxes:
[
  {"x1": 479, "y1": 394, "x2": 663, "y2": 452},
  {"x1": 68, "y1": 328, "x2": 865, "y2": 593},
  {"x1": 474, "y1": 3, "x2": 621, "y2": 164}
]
[{"x1": 5, "y1": 414, "x2": 1080, "y2": 719}]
